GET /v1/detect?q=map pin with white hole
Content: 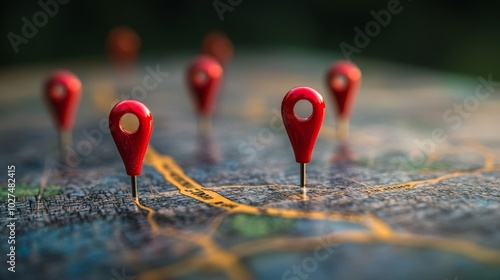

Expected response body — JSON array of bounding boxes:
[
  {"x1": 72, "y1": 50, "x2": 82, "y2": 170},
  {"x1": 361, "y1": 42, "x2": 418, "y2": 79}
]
[
  {"x1": 187, "y1": 55, "x2": 223, "y2": 135},
  {"x1": 44, "y1": 70, "x2": 82, "y2": 159},
  {"x1": 109, "y1": 100, "x2": 153, "y2": 199},
  {"x1": 281, "y1": 86, "x2": 325, "y2": 188}
]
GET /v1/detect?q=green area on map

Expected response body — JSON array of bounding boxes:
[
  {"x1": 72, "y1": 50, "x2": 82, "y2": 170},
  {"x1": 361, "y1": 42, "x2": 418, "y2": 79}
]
[{"x1": 0, "y1": 52, "x2": 499, "y2": 280}]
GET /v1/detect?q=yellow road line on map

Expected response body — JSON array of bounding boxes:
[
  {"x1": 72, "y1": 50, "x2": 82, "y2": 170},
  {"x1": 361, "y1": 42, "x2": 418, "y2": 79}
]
[
  {"x1": 472, "y1": 142, "x2": 496, "y2": 169},
  {"x1": 146, "y1": 226, "x2": 500, "y2": 276},
  {"x1": 133, "y1": 198, "x2": 161, "y2": 234},
  {"x1": 140, "y1": 239, "x2": 253, "y2": 280},
  {"x1": 90, "y1": 82, "x2": 500, "y2": 279},
  {"x1": 133, "y1": 199, "x2": 253, "y2": 280},
  {"x1": 144, "y1": 146, "x2": 394, "y2": 238},
  {"x1": 228, "y1": 231, "x2": 500, "y2": 266},
  {"x1": 92, "y1": 81, "x2": 254, "y2": 280},
  {"x1": 207, "y1": 213, "x2": 229, "y2": 236},
  {"x1": 142, "y1": 145, "x2": 500, "y2": 271},
  {"x1": 364, "y1": 166, "x2": 499, "y2": 194},
  {"x1": 135, "y1": 224, "x2": 500, "y2": 279}
]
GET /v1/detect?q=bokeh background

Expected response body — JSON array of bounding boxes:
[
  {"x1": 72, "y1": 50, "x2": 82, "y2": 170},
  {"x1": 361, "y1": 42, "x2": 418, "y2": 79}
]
[{"x1": 1, "y1": 0, "x2": 500, "y2": 79}]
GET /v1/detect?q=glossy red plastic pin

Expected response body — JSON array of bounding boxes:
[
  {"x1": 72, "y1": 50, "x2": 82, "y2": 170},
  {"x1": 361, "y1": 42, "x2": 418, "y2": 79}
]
[
  {"x1": 109, "y1": 100, "x2": 153, "y2": 176},
  {"x1": 187, "y1": 55, "x2": 223, "y2": 117},
  {"x1": 109, "y1": 100, "x2": 153, "y2": 198},
  {"x1": 44, "y1": 70, "x2": 82, "y2": 131},
  {"x1": 282, "y1": 87, "x2": 325, "y2": 163},
  {"x1": 282, "y1": 87, "x2": 325, "y2": 188},
  {"x1": 326, "y1": 61, "x2": 361, "y2": 119}
]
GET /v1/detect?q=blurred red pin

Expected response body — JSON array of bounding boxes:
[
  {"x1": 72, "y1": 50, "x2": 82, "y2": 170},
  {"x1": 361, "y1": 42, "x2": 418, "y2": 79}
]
[
  {"x1": 106, "y1": 26, "x2": 141, "y2": 71},
  {"x1": 201, "y1": 31, "x2": 234, "y2": 67},
  {"x1": 326, "y1": 61, "x2": 361, "y2": 141},
  {"x1": 187, "y1": 55, "x2": 223, "y2": 134},
  {"x1": 281, "y1": 87, "x2": 325, "y2": 188},
  {"x1": 44, "y1": 70, "x2": 82, "y2": 157},
  {"x1": 109, "y1": 100, "x2": 153, "y2": 199}
]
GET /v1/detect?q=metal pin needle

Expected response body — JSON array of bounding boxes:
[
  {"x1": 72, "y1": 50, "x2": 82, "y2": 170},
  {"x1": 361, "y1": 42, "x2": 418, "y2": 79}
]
[
  {"x1": 300, "y1": 163, "x2": 306, "y2": 188},
  {"x1": 131, "y1": 175, "x2": 138, "y2": 199}
]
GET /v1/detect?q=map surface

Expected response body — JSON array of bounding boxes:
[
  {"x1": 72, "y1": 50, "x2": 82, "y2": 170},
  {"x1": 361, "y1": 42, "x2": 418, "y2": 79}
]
[{"x1": 0, "y1": 51, "x2": 499, "y2": 280}]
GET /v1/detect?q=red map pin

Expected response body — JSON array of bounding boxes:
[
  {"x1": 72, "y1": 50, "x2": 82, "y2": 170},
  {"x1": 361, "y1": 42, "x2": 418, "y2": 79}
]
[
  {"x1": 187, "y1": 55, "x2": 223, "y2": 134},
  {"x1": 44, "y1": 70, "x2": 82, "y2": 157},
  {"x1": 201, "y1": 31, "x2": 234, "y2": 67},
  {"x1": 44, "y1": 70, "x2": 82, "y2": 131},
  {"x1": 281, "y1": 87, "x2": 325, "y2": 188},
  {"x1": 109, "y1": 100, "x2": 153, "y2": 198},
  {"x1": 326, "y1": 61, "x2": 361, "y2": 141},
  {"x1": 327, "y1": 60, "x2": 361, "y2": 118},
  {"x1": 106, "y1": 26, "x2": 141, "y2": 71}
]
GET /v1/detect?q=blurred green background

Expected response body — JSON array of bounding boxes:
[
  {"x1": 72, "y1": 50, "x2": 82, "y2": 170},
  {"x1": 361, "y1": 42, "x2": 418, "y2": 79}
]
[{"x1": 1, "y1": 0, "x2": 500, "y2": 78}]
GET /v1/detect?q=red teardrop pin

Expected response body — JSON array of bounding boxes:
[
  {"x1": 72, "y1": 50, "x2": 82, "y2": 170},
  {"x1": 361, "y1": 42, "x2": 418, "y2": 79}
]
[
  {"x1": 44, "y1": 70, "x2": 82, "y2": 157},
  {"x1": 201, "y1": 31, "x2": 234, "y2": 67},
  {"x1": 326, "y1": 60, "x2": 361, "y2": 142},
  {"x1": 187, "y1": 55, "x2": 223, "y2": 135},
  {"x1": 109, "y1": 100, "x2": 153, "y2": 199},
  {"x1": 281, "y1": 87, "x2": 325, "y2": 188},
  {"x1": 106, "y1": 26, "x2": 141, "y2": 71}
]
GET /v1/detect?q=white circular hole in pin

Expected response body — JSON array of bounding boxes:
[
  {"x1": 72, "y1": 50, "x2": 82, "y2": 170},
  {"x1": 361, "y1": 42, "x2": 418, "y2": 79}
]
[
  {"x1": 51, "y1": 84, "x2": 66, "y2": 100},
  {"x1": 330, "y1": 74, "x2": 348, "y2": 92},
  {"x1": 120, "y1": 113, "x2": 139, "y2": 133},
  {"x1": 193, "y1": 70, "x2": 209, "y2": 87},
  {"x1": 294, "y1": 99, "x2": 313, "y2": 120}
]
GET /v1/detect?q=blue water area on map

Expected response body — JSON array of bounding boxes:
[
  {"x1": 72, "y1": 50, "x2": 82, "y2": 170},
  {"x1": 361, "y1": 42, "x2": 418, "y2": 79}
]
[
  {"x1": 8, "y1": 220, "x2": 120, "y2": 279},
  {"x1": 292, "y1": 219, "x2": 365, "y2": 235},
  {"x1": 463, "y1": 198, "x2": 498, "y2": 207},
  {"x1": 244, "y1": 244, "x2": 500, "y2": 280}
]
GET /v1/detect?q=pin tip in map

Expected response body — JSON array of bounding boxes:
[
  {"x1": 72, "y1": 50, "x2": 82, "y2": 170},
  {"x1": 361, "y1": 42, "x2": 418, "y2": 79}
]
[{"x1": 109, "y1": 100, "x2": 153, "y2": 199}]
